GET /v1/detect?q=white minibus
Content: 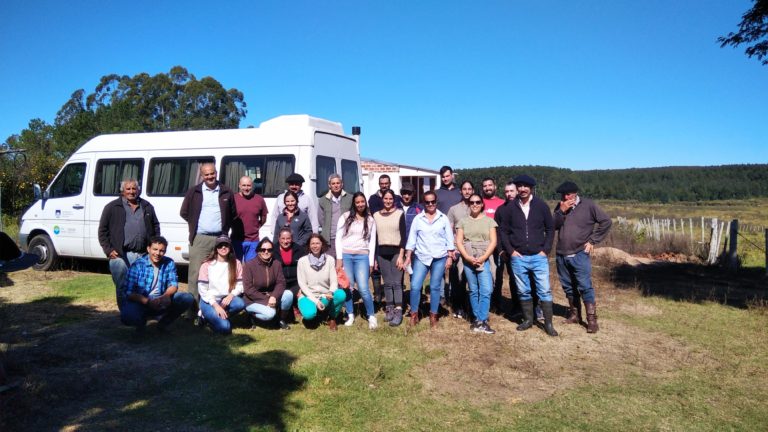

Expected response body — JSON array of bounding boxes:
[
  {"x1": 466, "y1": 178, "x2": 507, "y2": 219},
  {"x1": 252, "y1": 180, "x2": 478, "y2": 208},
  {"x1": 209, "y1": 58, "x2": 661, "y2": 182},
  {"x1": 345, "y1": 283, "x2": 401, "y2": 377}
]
[{"x1": 19, "y1": 114, "x2": 361, "y2": 270}]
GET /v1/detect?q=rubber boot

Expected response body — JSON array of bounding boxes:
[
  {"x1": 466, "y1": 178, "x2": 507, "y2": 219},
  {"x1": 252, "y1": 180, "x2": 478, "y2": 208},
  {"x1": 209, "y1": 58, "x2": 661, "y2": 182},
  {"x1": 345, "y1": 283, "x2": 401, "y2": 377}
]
[
  {"x1": 585, "y1": 302, "x2": 599, "y2": 333},
  {"x1": 562, "y1": 296, "x2": 581, "y2": 324},
  {"x1": 516, "y1": 300, "x2": 534, "y2": 331},
  {"x1": 541, "y1": 301, "x2": 558, "y2": 337},
  {"x1": 409, "y1": 312, "x2": 419, "y2": 326},
  {"x1": 429, "y1": 312, "x2": 439, "y2": 329}
]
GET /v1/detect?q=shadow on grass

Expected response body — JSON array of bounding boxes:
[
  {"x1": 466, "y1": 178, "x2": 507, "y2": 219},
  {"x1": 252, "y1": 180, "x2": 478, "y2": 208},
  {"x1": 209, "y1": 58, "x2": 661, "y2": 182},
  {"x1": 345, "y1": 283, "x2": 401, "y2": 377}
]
[
  {"x1": 0, "y1": 293, "x2": 306, "y2": 431},
  {"x1": 610, "y1": 262, "x2": 767, "y2": 309}
]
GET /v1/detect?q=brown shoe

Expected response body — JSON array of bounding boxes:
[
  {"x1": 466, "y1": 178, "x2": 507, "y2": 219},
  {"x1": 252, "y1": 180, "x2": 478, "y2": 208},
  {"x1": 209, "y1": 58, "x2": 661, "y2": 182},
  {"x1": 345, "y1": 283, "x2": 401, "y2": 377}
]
[
  {"x1": 409, "y1": 312, "x2": 419, "y2": 326},
  {"x1": 429, "y1": 312, "x2": 438, "y2": 329},
  {"x1": 562, "y1": 296, "x2": 582, "y2": 324},
  {"x1": 328, "y1": 317, "x2": 337, "y2": 331},
  {"x1": 585, "y1": 302, "x2": 599, "y2": 333}
]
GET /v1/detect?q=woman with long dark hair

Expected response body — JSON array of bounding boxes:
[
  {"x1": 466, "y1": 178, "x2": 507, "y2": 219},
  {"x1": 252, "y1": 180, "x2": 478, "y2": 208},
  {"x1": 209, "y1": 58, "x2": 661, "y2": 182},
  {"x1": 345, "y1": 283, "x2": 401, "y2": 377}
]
[
  {"x1": 372, "y1": 189, "x2": 406, "y2": 326},
  {"x1": 455, "y1": 193, "x2": 498, "y2": 334},
  {"x1": 273, "y1": 191, "x2": 312, "y2": 247},
  {"x1": 196, "y1": 235, "x2": 245, "y2": 335},
  {"x1": 335, "y1": 191, "x2": 378, "y2": 329}
]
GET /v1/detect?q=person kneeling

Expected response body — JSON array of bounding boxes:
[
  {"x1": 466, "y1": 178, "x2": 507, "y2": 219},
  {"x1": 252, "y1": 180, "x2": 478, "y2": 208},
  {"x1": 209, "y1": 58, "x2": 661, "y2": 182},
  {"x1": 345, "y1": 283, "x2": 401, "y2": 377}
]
[
  {"x1": 243, "y1": 238, "x2": 294, "y2": 330},
  {"x1": 297, "y1": 234, "x2": 347, "y2": 331},
  {"x1": 197, "y1": 235, "x2": 246, "y2": 335},
  {"x1": 120, "y1": 236, "x2": 194, "y2": 332}
]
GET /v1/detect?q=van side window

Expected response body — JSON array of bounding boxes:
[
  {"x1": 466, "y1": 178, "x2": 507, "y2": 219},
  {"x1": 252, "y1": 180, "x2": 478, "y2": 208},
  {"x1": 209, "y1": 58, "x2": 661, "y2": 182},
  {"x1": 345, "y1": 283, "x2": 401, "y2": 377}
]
[
  {"x1": 49, "y1": 163, "x2": 87, "y2": 198},
  {"x1": 341, "y1": 159, "x2": 359, "y2": 193},
  {"x1": 148, "y1": 157, "x2": 215, "y2": 196},
  {"x1": 94, "y1": 159, "x2": 144, "y2": 195},
  {"x1": 315, "y1": 156, "x2": 336, "y2": 197},
  {"x1": 221, "y1": 155, "x2": 295, "y2": 197}
]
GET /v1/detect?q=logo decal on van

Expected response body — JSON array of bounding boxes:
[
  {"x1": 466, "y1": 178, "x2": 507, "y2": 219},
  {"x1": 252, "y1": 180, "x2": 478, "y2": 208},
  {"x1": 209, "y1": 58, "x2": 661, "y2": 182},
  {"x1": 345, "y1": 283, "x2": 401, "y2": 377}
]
[
  {"x1": 55, "y1": 210, "x2": 61, "y2": 218},
  {"x1": 53, "y1": 226, "x2": 60, "y2": 235}
]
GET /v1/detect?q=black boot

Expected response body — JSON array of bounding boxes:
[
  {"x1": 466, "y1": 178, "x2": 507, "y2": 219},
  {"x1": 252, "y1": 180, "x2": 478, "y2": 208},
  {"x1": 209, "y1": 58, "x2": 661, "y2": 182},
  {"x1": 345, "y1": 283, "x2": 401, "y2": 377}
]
[
  {"x1": 278, "y1": 309, "x2": 292, "y2": 330},
  {"x1": 541, "y1": 301, "x2": 558, "y2": 337},
  {"x1": 516, "y1": 300, "x2": 534, "y2": 331}
]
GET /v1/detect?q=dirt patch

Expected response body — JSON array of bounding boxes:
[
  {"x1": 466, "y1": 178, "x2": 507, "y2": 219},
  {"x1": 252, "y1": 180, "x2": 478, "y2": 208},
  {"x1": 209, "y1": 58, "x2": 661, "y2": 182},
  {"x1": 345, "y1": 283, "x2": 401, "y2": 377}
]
[{"x1": 412, "y1": 290, "x2": 711, "y2": 405}]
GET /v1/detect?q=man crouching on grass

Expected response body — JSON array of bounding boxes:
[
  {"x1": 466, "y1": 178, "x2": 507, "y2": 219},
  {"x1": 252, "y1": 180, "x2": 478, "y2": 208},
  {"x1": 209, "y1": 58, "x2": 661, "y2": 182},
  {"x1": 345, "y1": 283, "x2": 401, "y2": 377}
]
[{"x1": 120, "y1": 236, "x2": 194, "y2": 332}]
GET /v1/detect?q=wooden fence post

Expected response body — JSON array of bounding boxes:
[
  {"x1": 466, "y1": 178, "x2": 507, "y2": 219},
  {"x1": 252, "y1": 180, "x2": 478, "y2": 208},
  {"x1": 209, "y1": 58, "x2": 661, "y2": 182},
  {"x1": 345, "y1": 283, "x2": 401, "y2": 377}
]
[{"x1": 727, "y1": 219, "x2": 739, "y2": 271}]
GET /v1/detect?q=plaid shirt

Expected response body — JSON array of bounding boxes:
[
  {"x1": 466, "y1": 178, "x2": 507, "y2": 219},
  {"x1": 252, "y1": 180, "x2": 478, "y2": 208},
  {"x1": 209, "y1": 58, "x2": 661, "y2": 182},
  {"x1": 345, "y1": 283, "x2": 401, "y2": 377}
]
[{"x1": 122, "y1": 254, "x2": 179, "y2": 298}]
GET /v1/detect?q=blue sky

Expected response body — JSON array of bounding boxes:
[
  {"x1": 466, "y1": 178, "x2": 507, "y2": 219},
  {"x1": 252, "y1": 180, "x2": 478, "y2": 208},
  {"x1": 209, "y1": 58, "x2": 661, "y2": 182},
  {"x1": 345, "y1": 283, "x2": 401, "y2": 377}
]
[{"x1": 1, "y1": 0, "x2": 766, "y2": 170}]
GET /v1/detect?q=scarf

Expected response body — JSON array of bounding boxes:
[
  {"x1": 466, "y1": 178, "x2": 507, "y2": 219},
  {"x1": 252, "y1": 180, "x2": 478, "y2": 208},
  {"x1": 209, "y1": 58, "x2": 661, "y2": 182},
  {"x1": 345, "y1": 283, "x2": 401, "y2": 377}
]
[{"x1": 308, "y1": 253, "x2": 326, "y2": 271}]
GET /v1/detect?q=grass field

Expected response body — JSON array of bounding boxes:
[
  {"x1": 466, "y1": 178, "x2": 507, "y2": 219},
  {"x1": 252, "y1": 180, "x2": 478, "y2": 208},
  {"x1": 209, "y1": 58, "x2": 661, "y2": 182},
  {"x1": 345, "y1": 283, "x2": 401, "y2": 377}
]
[{"x1": 2, "y1": 261, "x2": 767, "y2": 431}]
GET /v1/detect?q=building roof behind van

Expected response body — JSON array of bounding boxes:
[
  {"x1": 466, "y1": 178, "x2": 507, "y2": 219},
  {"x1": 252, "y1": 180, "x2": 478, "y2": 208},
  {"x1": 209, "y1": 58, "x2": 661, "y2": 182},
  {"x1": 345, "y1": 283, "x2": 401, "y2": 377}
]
[{"x1": 76, "y1": 114, "x2": 347, "y2": 154}]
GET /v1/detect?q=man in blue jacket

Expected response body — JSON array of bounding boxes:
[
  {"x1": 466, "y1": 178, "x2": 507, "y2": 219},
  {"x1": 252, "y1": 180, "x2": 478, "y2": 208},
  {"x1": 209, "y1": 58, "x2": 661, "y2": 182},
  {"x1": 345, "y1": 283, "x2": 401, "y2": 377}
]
[{"x1": 499, "y1": 175, "x2": 557, "y2": 336}]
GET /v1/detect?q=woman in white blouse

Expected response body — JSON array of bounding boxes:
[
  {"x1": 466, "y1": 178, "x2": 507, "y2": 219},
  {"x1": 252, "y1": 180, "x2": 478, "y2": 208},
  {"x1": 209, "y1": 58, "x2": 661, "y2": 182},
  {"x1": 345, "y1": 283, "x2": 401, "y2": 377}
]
[
  {"x1": 197, "y1": 235, "x2": 245, "y2": 335},
  {"x1": 335, "y1": 192, "x2": 378, "y2": 329}
]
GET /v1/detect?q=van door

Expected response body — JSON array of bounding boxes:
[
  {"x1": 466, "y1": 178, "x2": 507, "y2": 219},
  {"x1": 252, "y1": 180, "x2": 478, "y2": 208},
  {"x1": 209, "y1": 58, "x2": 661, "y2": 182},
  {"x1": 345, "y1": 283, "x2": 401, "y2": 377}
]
[{"x1": 42, "y1": 161, "x2": 88, "y2": 256}]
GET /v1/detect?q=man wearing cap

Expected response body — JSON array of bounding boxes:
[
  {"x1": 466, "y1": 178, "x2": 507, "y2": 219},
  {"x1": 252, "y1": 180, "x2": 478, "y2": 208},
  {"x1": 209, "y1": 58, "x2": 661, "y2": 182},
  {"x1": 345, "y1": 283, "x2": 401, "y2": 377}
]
[
  {"x1": 98, "y1": 178, "x2": 160, "y2": 311},
  {"x1": 553, "y1": 181, "x2": 612, "y2": 333},
  {"x1": 498, "y1": 175, "x2": 558, "y2": 336},
  {"x1": 232, "y1": 176, "x2": 268, "y2": 262},
  {"x1": 273, "y1": 173, "x2": 320, "y2": 234},
  {"x1": 319, "y1": 173, "x2": 353, "y2": 257},
  {"x1": 180, "y1": 163, "x2": 237, "y2": 318},
  {"x1": 435, "y1": 165, "x2": 462, "y2": 215}
]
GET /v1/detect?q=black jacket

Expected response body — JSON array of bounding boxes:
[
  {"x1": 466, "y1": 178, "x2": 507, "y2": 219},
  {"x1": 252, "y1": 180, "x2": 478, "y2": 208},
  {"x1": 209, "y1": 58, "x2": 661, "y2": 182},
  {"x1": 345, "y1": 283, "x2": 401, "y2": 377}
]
[
  {"x1": 98, "y1": 197, "x2": 160, "y2": 257},
  {"x1": 273, "y1": 242, "x2": 308, "y2": 290},
  {"x1": 180, "y1": 182, "x2": 236, "y2": 243},
  {"x1": 498, "y1": 196, "x2": 554, "y2": 256}
]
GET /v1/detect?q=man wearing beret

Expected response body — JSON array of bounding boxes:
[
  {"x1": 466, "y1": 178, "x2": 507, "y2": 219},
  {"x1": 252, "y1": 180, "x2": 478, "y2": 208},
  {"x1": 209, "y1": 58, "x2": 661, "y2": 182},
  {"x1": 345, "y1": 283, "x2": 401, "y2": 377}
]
[
  {"x1": 273, "y1": 173, "x2": 320, "y2": 234},
  {"x1": 498, "y1": 175, "x2": 558, "y2": 336},
  {"x1": 553, "y1": 181, "x2": 612, "y2": 333}
]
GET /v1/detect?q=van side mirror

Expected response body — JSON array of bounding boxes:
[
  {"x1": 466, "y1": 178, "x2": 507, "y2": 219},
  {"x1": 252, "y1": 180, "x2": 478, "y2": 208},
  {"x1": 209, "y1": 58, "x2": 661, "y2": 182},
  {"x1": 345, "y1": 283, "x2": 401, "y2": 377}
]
[{"x1": 34, "y1": 184, "x2": 43, "y2": 201}]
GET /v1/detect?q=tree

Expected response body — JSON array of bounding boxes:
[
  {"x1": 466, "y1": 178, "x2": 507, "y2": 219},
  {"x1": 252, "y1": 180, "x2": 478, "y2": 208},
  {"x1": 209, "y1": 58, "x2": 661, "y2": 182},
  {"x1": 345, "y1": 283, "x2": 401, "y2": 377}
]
[{"x1": 718, "y1": 0, "x2": 768, "y2": 65}]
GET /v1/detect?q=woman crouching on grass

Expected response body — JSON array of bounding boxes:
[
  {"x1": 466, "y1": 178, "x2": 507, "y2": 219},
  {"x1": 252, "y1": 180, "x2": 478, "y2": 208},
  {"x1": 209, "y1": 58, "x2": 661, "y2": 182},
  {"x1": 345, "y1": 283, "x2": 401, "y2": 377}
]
[
  {"x1": 297, "y1": 234, "x2": 347, "y2": 330},
  {"x1": 243, "y1": 238, "x2": 294, "y2": 330},
  {"x1": 455, "y1": 194, "x2": 498, "y2": 334},
  {"x1": 196, "y1": 235, "x2": 246, "y2": 335},
  {"x1": 336, "y1": 192, "x2": 378, "y2": 329}
]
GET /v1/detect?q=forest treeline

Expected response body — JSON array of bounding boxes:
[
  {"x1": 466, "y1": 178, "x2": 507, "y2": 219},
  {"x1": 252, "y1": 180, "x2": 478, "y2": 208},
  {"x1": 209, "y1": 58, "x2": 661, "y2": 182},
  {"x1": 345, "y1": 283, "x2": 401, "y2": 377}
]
[{"x1": 456, "y1": 164, "x2": 768, "y2": 202}]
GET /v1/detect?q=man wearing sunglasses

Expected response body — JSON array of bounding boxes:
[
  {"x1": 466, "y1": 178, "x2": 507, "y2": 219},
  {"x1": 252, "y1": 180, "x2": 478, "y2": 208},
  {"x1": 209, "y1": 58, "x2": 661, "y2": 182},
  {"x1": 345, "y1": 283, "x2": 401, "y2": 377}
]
[{"x1": 498, "y1": 175, "x2": 557, "y2": 337}]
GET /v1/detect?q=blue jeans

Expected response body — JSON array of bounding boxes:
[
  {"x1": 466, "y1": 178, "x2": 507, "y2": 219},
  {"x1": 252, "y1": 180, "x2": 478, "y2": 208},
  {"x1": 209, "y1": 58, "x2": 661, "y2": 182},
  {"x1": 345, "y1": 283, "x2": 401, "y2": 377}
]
[
  {"x1": 510, "y1": 254, "x2": 552, "y2": 302},
  {"x1": 464, "y1": 260, "x2": 492, "y2": 322},
  {"x1": 556, "y1": 251, "x2": 595, "y2": 303},
  {"x1": 111, "y1": 251, "x2": 143, "y2": 311},
  {"x1": 342, "y1": 254, "x2": 374, "y2": 316},
  {"x1": 298, "y1": 289, "x2": 347, "y2": 320},
  {"x1": 409, "y1": 256, "x2": 447, "y2": 315},
  {"x1": 245, "y1": 291, "x2": 294, "y2": 322},
  {"x1": 120, "y1": 292, "x2": 194, "y2": 329},
  {"x1": 199, "y1": 296, "x2": 246, "y2": 335},
  {"x1": 233, "y1": 240, "x2": 258, "y2": 263}
]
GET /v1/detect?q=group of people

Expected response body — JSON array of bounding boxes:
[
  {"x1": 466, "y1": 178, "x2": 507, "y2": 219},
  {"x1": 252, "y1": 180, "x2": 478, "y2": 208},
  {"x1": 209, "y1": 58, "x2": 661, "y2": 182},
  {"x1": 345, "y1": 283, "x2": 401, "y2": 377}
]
[{"x1": 98, "y1": 162, "x2": 612, "y2": 337}]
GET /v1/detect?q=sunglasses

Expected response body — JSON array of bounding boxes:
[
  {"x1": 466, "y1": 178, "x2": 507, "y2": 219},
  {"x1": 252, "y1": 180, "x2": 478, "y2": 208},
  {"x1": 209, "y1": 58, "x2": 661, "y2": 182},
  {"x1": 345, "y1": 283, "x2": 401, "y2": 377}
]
[
  {"x1": 469, "y1": 200, "x2": 483, "y2": 205},
  {"x1": 424, "y1": 200, "x2": 437, "y2": 205},
  {"x1": 216, "y1": 244, "x2": 230, "y2": 249},
  {"x1": 258, "y1": 248, "x2": 272, "y2": 253}
]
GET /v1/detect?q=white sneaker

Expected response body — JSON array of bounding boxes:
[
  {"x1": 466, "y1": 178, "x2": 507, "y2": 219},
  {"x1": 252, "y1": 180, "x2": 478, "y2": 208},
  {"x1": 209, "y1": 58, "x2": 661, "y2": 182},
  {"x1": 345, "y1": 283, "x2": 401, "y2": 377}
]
[
  {"x1": 344, "y1": 313, "x2": 355, "y2": 327},
  {"x1": 368, "y1": 315, "x2": 378, "y2": 330}
]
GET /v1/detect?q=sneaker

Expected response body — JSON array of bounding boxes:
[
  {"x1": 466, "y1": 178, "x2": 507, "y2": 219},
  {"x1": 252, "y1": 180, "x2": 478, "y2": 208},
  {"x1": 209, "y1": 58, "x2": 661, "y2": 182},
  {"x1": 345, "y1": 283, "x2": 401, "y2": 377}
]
[
  {"x1": 194, "y1": 316, "x2": 206, "y2": 328},
  {"x1": 344, "y1": 313, "x2": 355, "y2": 327},
  {"x1": 390, "y1": 308, "x2": 403, "y2": 327},
  {"x1": 480, "y1": 321, "x2": 496, "y2": 334},
  {"x1": 279, "y1": 320, "x2": 291, "y2": 330},
  {"x1": 471, "y1": 320, "x2": 482, "y2": 332},
  {"x1": 452, "y1": 308, "x2": 465, "y2": 319},
  {"x1": 368, "y1": 315, "x2": 378, "y2": 330}
]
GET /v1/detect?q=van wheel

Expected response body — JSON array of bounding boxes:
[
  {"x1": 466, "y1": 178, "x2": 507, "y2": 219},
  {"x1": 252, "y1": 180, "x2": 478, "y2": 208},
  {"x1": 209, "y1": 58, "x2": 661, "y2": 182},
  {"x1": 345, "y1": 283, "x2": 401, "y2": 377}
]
[{"x1": 28, "y1": 234, "x2": 58, "y2": 271}]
